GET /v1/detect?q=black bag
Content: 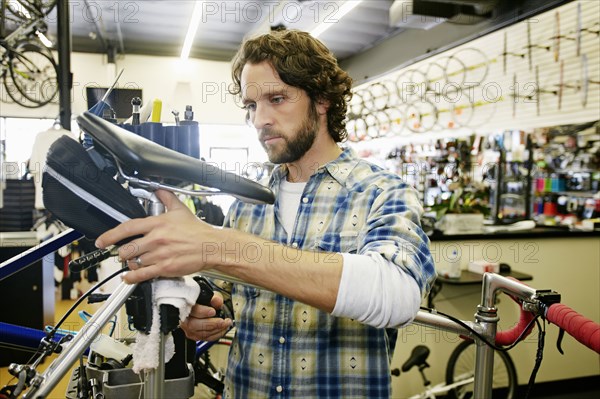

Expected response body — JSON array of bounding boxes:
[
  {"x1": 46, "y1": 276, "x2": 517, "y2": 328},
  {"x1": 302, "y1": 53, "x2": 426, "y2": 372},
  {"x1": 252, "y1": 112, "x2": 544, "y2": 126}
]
[{"x1": 42, "y1": 136, "x2": 147, "y2": 239}]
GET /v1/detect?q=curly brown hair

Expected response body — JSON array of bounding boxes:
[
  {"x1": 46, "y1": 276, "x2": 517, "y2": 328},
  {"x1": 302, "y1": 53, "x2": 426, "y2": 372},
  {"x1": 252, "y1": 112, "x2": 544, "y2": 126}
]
[{"x1": 230, "y1": 29, "x2": 353, "y2": 142}]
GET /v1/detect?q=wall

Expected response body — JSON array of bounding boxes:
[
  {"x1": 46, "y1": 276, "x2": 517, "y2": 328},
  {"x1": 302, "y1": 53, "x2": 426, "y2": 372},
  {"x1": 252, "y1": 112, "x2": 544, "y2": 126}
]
[
  {"x1": 341, "y1": 0, "x2": 570, "y2": 84},
  {"x1": 348, "y1": 0, "x2": 600, "y2": 146},
  {"x1": 0, "y1": 52, "x2": 246, "y2": 125}
]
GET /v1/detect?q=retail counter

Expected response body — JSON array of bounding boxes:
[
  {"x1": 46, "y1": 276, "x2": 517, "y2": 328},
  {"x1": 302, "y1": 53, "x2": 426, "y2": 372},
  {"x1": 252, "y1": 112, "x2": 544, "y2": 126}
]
[
  {"x1": 429, "y1": 226, "x2": 600, "y2": 241},
  {"x1": 391, "y1": 228, "x2": 600, "y2": 398}
]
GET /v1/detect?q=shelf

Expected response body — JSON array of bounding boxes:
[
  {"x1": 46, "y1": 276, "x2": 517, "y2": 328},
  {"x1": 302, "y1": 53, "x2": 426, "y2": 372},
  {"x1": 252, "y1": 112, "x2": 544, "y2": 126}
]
[
  {"x1": 535, "y1": 191, "x2": 598, "y2": 197},
  {"x1": 550, "y1": 169, "x2": 596, "y2": 174}
]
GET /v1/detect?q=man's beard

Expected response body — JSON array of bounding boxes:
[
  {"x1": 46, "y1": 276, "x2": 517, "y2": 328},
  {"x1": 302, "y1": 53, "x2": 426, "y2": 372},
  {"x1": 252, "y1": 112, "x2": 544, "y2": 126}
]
[{"x1": 262, "y1": 104, "x2": 319, "y2": 164}]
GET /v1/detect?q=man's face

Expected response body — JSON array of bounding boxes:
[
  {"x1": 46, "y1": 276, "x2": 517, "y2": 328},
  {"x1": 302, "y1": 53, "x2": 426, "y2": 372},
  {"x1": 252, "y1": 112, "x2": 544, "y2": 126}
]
[{"x1": 240, "y1": 61, "x2": 319, "y2": 164}]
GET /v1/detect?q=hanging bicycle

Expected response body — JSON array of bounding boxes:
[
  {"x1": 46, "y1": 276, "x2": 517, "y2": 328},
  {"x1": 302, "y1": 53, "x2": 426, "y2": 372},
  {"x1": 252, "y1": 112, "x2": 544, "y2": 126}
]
[{"x1": 0, "y1": 0, "x2": 58, "y2": 108}]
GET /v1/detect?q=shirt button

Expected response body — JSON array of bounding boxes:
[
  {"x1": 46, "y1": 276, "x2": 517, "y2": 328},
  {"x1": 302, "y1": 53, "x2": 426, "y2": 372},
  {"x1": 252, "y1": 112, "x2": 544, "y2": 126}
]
[
  {"x1": 291, "y1": 242, "x2": 298, "y2": 248},
  {"x1": 279, "y1": 336, "x2": 285, "y2": 344},
  {"x1": 302, "y1": 197, "x2": 309, "y2": 203},
  {"x1": 276, "y1": 385, "x2": 283, "y2": 393}
]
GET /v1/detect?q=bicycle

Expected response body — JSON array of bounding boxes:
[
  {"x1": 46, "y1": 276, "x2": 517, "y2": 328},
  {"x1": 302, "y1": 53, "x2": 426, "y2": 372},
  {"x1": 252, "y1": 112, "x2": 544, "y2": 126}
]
[
  {"x1": 0, "y1": 314, "x2": 234, "y2": 399},
  {"x1": 0, "y1": 0, "x2": 58, "y2": 108},
  {"x1": 397, "y1": 280, "x2": 520, "y2": 399},
  {"x1": 395, "y1": 333, "x2": 518, "y2": 399},
  {"x1": 0, "y1": 111, "x2": 273, "y2": 398},
  {"x1": 1, "y1": 111, "x2": 599, "y2": 398}
]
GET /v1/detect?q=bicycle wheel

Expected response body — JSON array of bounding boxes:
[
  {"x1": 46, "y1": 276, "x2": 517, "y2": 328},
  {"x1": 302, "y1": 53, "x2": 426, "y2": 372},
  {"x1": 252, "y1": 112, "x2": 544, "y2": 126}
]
[
  {"x1": 8, "y1": 42, "x2": 58, "y2": 106},
  {"x1": 12, "y1": 0, "x2": 57, "y2": 18},
  {"x1": 2, "y1": 70, "x2": 47, "y2": 108},
  {"x1": 445, "y1": 340, "x2": 517, "y2": 399}
]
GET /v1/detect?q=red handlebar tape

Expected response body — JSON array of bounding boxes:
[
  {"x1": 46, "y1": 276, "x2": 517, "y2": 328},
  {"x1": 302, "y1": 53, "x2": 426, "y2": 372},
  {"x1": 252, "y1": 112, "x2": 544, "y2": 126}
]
[
  {"x1": 495, "y1": 300, "x2": 535, "y2": 346},
  {"x1": 547, "y1": 303, "x2": 600, "y2": 354}
]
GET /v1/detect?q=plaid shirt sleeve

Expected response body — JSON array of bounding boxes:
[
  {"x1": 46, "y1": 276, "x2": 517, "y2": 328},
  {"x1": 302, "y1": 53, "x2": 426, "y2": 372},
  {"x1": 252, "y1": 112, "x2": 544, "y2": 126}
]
[{"x1": 358, "y1": 176, "x2": 437, "y2": 296}]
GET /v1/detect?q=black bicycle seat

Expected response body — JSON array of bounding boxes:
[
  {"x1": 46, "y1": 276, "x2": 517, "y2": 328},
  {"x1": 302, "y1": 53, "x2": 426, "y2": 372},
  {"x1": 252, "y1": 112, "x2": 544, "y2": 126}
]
[
  {"x1": 77, "y1": 112, "x2": 274, "y2": 205},
  {"x1": 401, "y1": 345, "x2": 430, "y2": 372}
]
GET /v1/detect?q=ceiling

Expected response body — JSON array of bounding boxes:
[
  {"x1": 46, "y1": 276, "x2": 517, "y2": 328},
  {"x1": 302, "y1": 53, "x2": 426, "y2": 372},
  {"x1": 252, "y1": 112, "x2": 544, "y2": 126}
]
[
  {"x1": 47, "y1": 0, "x2": 401, "y2": 62},
  {"x1": 42, "y1": 0, "x2": 570, "y2": 73}
]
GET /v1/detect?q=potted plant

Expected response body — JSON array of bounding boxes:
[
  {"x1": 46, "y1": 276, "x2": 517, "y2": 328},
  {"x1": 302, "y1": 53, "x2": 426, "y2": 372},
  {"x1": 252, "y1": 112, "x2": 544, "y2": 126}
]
[{"x1": 430, "y1": 180, "x2": 491, "y2": 235}]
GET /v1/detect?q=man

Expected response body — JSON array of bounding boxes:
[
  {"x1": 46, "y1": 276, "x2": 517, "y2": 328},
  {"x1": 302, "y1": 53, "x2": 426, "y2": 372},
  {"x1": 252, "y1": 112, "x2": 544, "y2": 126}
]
[{"x1": 96, "y1": 30, "x2": 436, "y2": 398}]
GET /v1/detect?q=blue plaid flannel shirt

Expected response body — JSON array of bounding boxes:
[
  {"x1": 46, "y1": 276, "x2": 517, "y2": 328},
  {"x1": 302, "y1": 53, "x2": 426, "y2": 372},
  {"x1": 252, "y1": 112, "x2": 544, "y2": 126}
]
[{"x1": 222, "y1": 148, "x2": 436, "y2": 398}]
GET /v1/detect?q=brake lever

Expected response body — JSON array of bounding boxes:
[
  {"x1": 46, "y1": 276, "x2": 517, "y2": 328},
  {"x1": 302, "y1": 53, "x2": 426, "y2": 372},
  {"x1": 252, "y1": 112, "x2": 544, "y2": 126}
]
[
  {"x1": 193, "y1": 276, "x2": 226, "y2": 319},
  {"x1": 556, "y1": 328, "x2": 566, "y2": 355}
]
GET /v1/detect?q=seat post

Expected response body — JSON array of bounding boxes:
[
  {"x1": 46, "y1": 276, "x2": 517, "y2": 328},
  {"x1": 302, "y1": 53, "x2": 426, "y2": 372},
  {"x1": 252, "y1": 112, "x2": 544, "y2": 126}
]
[
  {"x1": 142, "y1": 192, "x2": 166, "y2": 399},
  {"x1": 418, "y1": 363, "x2": 431, "y2": 387}
]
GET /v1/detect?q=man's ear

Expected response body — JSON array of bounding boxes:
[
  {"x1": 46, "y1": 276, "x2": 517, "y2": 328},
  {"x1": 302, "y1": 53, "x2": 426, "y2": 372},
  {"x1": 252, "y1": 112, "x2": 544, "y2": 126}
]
[{"x1": 316, "y1": 98, "x2": 330, "y2": 115}]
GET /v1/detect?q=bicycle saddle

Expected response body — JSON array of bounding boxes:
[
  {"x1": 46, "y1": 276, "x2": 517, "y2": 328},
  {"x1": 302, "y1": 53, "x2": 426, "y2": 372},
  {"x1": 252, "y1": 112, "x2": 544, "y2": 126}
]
[
  {"x1": 401, "y1": 345, "x2": 430, "y2": 372},
  {"x1": 76, "y1": 112, "x2": 275, "y2": 205}
]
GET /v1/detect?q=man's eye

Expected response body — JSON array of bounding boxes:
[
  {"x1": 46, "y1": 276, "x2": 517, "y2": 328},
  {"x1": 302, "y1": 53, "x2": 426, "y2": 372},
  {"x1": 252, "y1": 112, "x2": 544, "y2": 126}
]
[
  {"x1": 271, "y1": 96, "x2": 284, "y2": 104},
  {"x1": 243, "y1": 103, "x2": 256, "y2": 111}
]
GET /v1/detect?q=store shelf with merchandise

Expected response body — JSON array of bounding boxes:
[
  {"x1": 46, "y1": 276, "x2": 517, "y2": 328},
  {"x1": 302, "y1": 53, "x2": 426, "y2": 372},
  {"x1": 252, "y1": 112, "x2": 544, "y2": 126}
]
[
  {"x1": 346, "y1": 0, "x2": 600, "y2": 239},
  {"x1": 355, "y1": 125, "x2": 600, "y2": 241},
  {"x1": 530, "y1": 121, "x2": 600, "y2": 230}
]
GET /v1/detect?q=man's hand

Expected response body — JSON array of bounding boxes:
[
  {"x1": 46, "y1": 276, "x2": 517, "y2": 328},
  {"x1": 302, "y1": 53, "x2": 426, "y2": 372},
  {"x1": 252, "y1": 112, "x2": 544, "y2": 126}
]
[
  {"x1": 180, "y1": 293, "x2": 233, "y2": 341},
  {"x1": 95, "y1": 189, "x2": 219, "y2": 284}
]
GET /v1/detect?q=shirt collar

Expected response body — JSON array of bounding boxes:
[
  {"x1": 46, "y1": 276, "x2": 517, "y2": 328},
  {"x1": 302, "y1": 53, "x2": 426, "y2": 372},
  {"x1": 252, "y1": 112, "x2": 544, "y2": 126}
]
[{"x1": 268, "y1": 147, "x2": 360, "y2": 188}]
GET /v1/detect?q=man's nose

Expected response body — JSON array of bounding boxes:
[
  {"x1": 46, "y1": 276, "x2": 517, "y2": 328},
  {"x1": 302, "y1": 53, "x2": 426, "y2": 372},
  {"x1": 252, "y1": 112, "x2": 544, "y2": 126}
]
[{"x1": 251, "y1": 104, "x2": 273, "y2": 129}]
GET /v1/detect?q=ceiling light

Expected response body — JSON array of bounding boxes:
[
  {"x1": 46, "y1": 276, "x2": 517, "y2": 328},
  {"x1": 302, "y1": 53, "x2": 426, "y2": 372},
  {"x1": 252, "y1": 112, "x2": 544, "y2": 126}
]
[
  {"x1": 36, "y1": 31, "x2": 53, "y2": 48},
  {"x1": 310, "y1": 0, "x2": 363, "y2": 38},
  {"x1": 180, "y1": 1, "x2": 204, "y2": 60}
]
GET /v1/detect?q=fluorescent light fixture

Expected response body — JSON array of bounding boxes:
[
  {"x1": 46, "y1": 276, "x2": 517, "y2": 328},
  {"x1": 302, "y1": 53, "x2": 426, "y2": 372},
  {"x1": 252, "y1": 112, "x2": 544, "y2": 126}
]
[
  {"x1": 180, "y1": 1, "x2": 204, "y2": 60},
  {"x1": 310, "y1": 0, "x2": 363, "y2": 38},
  {"x1": 36, "y1": 31, "x2": 53, "y2": 48}
]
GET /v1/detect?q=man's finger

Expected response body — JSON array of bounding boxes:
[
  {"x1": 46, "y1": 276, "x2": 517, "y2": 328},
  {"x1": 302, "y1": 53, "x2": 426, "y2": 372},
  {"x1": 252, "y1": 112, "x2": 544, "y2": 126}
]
[
  {"x1": 210, "y1": 293, "x2": 224, "y2": 309},
  {"x1": 155, "y1": 189, "x2": 187, "y2": 211},
  {"x1": 122, "y1": 265, "x2": 160, "y2": 284},
  {"x1": 95, "y1": 217, "x2": 154, "y2": 249},
  {"x1": 189, "y1": 304, "x2": 217, "y2": 319}
]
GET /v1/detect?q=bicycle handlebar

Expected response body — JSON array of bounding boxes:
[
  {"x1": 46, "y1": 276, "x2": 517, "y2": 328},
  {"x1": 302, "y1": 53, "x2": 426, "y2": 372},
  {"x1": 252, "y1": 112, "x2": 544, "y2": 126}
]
[
  {"x1": 546, "y1": 303, "x2": 600, "y2": 354},
  {"x1": 495, "y1": 297, "x2": 536, "y2": 346},
  {"x1": 491, "y1": 287, "x2": 600, "y2": 354}
]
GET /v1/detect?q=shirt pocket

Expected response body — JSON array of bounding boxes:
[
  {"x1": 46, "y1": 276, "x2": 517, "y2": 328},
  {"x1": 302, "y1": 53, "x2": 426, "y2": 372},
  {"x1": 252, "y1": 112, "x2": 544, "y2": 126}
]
[{"x1": 314, "y1": 231, "x2": 359, "y2": 254}]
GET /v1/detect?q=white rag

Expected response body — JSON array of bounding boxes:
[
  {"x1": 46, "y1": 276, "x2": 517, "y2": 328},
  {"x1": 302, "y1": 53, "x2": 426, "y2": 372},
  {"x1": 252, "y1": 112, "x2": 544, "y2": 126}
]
[{"x1": 132, "y1": 276, "x2": 200, "y2": 374}]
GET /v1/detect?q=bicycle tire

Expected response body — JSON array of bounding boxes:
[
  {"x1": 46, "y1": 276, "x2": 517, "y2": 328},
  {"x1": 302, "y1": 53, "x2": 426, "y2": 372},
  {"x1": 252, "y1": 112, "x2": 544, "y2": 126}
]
[
  {"x1": 8, "y1": 42, "x2": 58, "y2": 106},
  {"x1": 11, "y1": 0, "x2": 57, "y2": 18},
  {"x1": 445, "y1": 340, "x2": 518, "y2": 399},
  {"x1": 34, "y1": 0, "x2": 58, "y2": 14},
  {"x1": 2, "y1": 70, "x2": 46, "y2": 108}
]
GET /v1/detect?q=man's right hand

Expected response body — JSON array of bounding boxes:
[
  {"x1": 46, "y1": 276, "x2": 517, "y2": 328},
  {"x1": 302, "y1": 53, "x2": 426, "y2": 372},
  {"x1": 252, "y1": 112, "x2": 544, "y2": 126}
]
[{"x1": 180, "y1": 293, "x2": 233, "y2": 341}]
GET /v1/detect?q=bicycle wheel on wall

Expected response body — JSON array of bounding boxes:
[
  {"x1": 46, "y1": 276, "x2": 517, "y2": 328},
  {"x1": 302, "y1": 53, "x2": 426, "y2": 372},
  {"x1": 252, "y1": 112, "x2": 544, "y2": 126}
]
[
  {"x1": 8, "y1": 42, "x2": 58, "y2": 107},
  {"x1": 2, "y1": 71, "x2": 46, "y2": 108},
  {"x1": 445, "y1": 340, "x2": 518, "y2": 399}
]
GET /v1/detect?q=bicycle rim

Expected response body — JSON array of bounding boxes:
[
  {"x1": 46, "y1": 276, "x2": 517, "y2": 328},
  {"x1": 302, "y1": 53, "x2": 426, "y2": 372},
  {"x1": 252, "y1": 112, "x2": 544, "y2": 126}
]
[
  {"x1": 12, "y1": 0, "x2": 57, "y2": 18},
  {"x1": 445, "y1": 340, "x2": 518, "y2": 399},
  {"x1": 3, "y1": 72, "x2": 46, "y2": 108},
  {"x1": 8, "y1": 43, "x2": 58, "y2": 106}
]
